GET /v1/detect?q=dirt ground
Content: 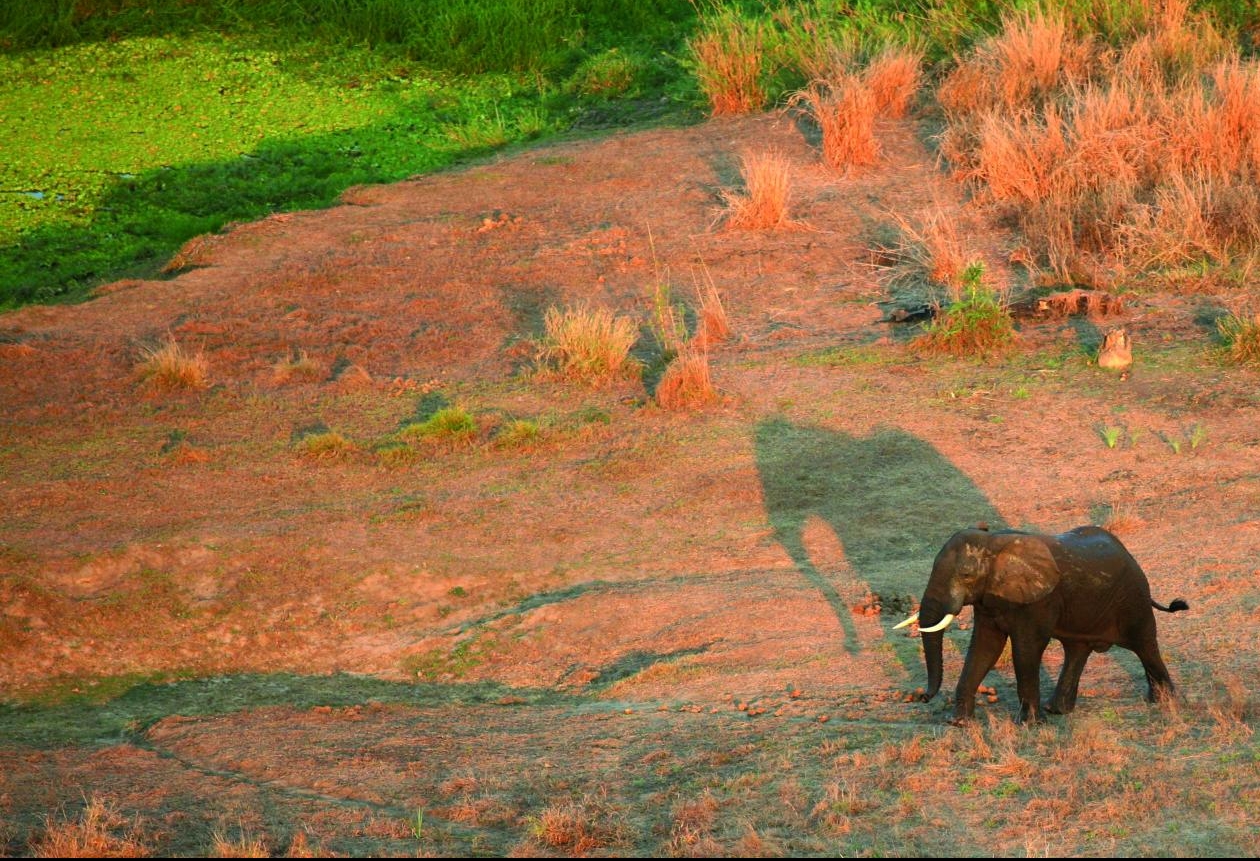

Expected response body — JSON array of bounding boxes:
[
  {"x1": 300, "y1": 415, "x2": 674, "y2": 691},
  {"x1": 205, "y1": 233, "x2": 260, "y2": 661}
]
[{"x1": 1, "y1": 113, "x2": 1258, "y2": 856}]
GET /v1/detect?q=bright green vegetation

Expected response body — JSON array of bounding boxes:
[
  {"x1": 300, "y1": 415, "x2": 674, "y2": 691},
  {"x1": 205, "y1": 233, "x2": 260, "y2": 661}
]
[{"x1": 0, "y1": 0, "x2": 698, "y2": 307}]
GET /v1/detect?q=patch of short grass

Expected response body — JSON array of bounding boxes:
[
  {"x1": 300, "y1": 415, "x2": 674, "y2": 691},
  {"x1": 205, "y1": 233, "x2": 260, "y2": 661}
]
[
  {"x1": 399, "y1": 406, "x2": 478, "y2": 445},
  {"x1": 294, "y1": 430, "x2": 353, "y2": 460}
]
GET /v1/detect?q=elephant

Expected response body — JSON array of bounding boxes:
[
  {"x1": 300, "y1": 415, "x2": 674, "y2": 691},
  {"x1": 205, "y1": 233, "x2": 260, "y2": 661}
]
[{"x1": 895, "y1": 525, "x2": 1189, "y2": 724}]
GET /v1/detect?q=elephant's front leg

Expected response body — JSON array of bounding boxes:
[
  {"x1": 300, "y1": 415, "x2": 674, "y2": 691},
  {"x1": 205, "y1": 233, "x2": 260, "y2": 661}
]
[
  {"x1": 952, "y1": 613, "x2": 1007, "y2": 723},
  {"x1": 1047, "y1": 640, "x2": 1091, "y2": 714},
  {"x1": 1010, "y1": 630, "x2": 1053, "y2": 723}
]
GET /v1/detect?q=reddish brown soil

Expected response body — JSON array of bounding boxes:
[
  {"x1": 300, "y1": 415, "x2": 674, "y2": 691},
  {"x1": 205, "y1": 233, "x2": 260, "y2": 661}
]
[{"x1": 2, "y1": 113, "x2": 1258, "y2": 856}]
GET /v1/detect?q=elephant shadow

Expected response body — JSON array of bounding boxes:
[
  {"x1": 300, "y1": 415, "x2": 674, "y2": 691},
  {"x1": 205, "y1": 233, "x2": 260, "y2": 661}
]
[{"x1": 754, "y1": 418, "x2": 1008, "y2": 667}]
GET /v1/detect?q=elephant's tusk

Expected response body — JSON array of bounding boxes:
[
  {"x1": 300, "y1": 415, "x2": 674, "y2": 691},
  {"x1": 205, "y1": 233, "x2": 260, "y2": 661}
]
[
  {"x1": 892, "y1": 612, "x2": 920, "y2": 630},
  {"x1": 917, "y1": 613, "x2": 955, "y2": 633}
]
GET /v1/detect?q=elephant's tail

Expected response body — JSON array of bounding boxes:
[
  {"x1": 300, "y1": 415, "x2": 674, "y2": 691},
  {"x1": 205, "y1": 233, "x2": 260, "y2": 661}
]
[{"x1": 1152, "y1": 598, "x2": 1189, "y2": 613}]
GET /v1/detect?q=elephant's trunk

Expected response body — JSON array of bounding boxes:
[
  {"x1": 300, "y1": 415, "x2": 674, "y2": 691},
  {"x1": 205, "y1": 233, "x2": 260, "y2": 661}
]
[{"x1": 918, "y1": 595, "x2": 950, "y2": 701}]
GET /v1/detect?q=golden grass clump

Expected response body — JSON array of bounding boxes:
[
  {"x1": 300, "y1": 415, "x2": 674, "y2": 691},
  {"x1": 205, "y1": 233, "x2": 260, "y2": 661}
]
[
  {"x1": 863, "y1": 44, "x2": 924, "y2": 118},
  {"x1": 655, "y1": 345, "x2": 717, "y2": 410},
  {"x1": 791, "y1": 76, "x2": 878, "y2": 171},
  {"x1": 33, "y1": 796, "x2": 149, "y2": 858},
  {"x1": 692, "y1": 268, "x2": 731, "y2": 349},
  {"x1": 536, "y1": 305, "x2": 640, "y2": 385},
  {"x1": 294, "y1": 430, "x2": 354, "y2": 460},
  {"x1": 688, "y1": 8, "x2": 766, "y2": 116},
  {"x1": 1217, "y1": 306, "x2": 1260, "y2": 366},
  {"x1": 271, "y1": 349, "x2": 323, "y2": 385},
  {"x1": 210, "y1": 830, "x2": 269, "y2": 858},
  {"x1": 722, "y1": 148, "x2": 802, "y2": 231},
  {"x1": 526, "y1": 793, "x2": 631, "y2": 855},
  {"x1": 137, "y1": 337, "x2": 210, "y2": 391}
]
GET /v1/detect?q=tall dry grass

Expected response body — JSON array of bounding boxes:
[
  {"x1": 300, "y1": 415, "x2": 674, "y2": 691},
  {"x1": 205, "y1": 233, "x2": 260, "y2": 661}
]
[
  {"x1": 863, "y1": 44, "x2": 924, "y2": 118},
  {"x1": 136, "y1": 336, "x2": 210, "y2": 391},
  {"x1": 791, "y1": 76, "x2": 879, "y2": 171},
  {"x1": 722, "y1": 149, "x2": 800, "y2": 230},
  {"x1": 689, "y1": 8, "x2": 766, "y2": 116},
  {"x1": 936, "y1": 0, "x2": 1260, "y2": 287},
  {"x1": 655, "y1": 344, "x2": 717, "y2": 410}
]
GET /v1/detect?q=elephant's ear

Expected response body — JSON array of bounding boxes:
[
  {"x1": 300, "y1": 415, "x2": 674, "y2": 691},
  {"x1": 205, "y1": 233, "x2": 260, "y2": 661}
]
[{"x1": 989, "y1": 536, "x2": 1061, "y2": 604}]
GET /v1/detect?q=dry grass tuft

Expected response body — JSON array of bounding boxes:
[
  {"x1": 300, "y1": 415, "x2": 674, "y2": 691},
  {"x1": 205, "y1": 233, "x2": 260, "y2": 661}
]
[
  {"x1": 137, "y1": 337, "x2": 210, "y2": 391},
  {"x1": 535, "y1": 305, "x2": 640, "y2": 385},
  {"x1": 692, "y1": 266, "x2": 731, "y2": 349},
  {"x1": 272, "y1": 349, "x2": 323, "y2": 385},
  {"x1": 669, "y1": 792, "x2": 720, "y2": 856},
  {"x1": 689, "y1": 8, "x2": 766, "y2": 116},
  {"x1": 1216, "y1": 305, "x2": 1260, "y2": 366},
  {"x1": 295, "y1": 430, "x2": 354, "y2": 460},
  {"x1": 883, "y1": 204, "x2": 971, "y2": 294},
  {"x1": 791, "y1": 76, "x2": 879, "y2": 171},
  {"x1": 863, "y1": 44, "x2": 924, "y2": 118},
  {"x1": 33, "y1": 796, "x2": 149, "y2": 858},
  {"x1": 526, "y1": 792, "x2": 632, "y2": 855},
  {"x1": 211, "y1": 830, "x2": 269, "y2": 858},
  {"x1": 722, "y1": 149, "x2": 801, "y2": 231},
  {"x1": 656, "y1": 345, "x2": 717, "y2": 410}
]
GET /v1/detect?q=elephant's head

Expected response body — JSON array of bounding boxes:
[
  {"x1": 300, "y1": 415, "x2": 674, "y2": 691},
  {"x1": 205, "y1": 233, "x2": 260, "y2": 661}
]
[{"x1": 895, "y1": 528, "x2": 1061, "y2": 701}]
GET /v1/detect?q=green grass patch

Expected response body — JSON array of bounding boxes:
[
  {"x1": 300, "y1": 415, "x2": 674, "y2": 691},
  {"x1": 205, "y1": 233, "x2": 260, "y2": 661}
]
[
  {"x1": 0, "y1": 3, "x2": 700, "y2": 308},
  {"x1": 398, "y1": 406, "x2": 478, "y2": 444}
]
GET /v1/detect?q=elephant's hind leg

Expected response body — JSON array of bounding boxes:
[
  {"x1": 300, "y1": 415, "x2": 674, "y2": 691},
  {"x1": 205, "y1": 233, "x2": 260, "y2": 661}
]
[
  {"x1": 1047, "y1": 640, "x2": 1092, "y2": 714},
  {"x1": 1129, "y1": 626, "x2": 1176, "y2": 703}
]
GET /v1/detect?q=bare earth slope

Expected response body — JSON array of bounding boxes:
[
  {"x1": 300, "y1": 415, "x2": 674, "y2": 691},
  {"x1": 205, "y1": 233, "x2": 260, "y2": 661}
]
[{"x1": 1, "y1": 114, "x2": 1258, "y2": 856}]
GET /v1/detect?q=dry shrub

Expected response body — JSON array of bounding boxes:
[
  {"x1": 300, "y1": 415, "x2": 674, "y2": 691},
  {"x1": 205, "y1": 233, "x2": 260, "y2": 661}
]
[
  {"x1": 1207, "y1": 674, "x2": 1256, "y2": 741},
  {"x1": 863, "y1": 44, "x2": 924, "y2": 117},
  {"x1": 722, "y1": 149, "x2": 800, "y2": 230},
  {"x1": 34, "y1": 796, "x2": 149, "y2": 858},
  {"x1": 656, "y1": 345, "x2": 717, "y2": 410},
  {"x1": 689, "y1": 8, "x2": 766, "y2": 116},
  {"x1": 137, "y1": 337, "x2": 210, "y2": 391},
  {"x1": 535, "y1": 305, "x2": 640, "y2": 385},
  {"x1": 790, "y1": 77, "x2": 878, "y2": 171}
]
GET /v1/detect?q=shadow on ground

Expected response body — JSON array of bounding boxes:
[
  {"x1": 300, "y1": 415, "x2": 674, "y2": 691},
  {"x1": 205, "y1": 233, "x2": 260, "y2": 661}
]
[{"x1": 754, "y1": 418, "x2": 1007, "y2": 661}]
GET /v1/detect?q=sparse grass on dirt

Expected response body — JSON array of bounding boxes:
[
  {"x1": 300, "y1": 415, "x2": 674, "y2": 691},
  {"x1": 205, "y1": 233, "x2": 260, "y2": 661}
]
[{"x1": 32, "y1": 796, "x2": 149, "y2": 858}]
